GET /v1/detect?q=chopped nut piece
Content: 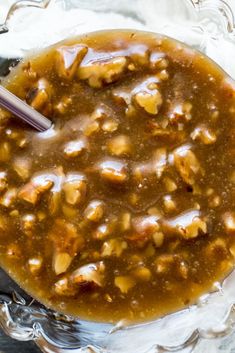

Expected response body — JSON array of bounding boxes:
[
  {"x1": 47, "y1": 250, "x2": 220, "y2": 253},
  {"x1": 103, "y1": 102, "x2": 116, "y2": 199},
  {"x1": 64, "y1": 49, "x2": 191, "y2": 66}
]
[
  {"x1": 115, "y1": 275, "x2": 136, "y2": 293},
  {"x1": 130, "y1": 46, "x2": 149, "y2": 67},
  {"x1": 223, "y1": 212, "x2": 235, "y2": 232},
  {"x1": 134, "y1": 88, "x2": 162, "y2": 115},
  {"x1": 28, "y1": 257, "x2": 43, "y2": 275},
  {"x1": 0, "y1": 188, "x2": 17, "y2": 208},
  {"x1": 120, "y1": 212, "x2": 131, "y2": 232},
  {"x1": 162, "y1": 210, "x2": 207, "y2": 239},
  {"x1": 157, "y1": 69, "x2": 169, "y2": 81},
  {"x1": 98, "y1": 159, "x2": 128, "y2": 184},
  {"x1": 48, "y1": 191, "x2": 61, "y2": 215},
  {"x1": 150, "y1": 53, "x2": 168, "y2": 70},
  {"x1": 70, "y1": 261, "x2": 105, "y2": 287},
  {"x1": 163, "y1": 195, "x2": 176, "y2": 212},
  {"x1": 0, "y1": 172, "x2": 8, "y2": 192},
  {"x1": 84, "y1": 120, "x2": 100, "y2": 136},
  {"x1": 174, "y1": 145, "x2": 202, "y2": 185},
  {"x1": 78, "y1": 56, "x2": 127, "y2": 88},
  {"x1": 133, "y1": 267, "x2": 151, "y2": 281},
  {"x1": 27, "y1": 78, "x2": 52, "y2": 113},
  {"x1": 132, "y1": 215, "x2": 160, "y2": 236},
  {"x1": 84, "y1": 200, "x2": 105, "y2": 222},
  {"x1": 9, "y1": 209, "x2": 19, "y2": 217},
  {"x1": 152, "y1": 232, "x2": 164, "y2": 247},
  {"x1": 163, "y1": 177, "x2": 177, "y2": 192},
  {"x1": 191, "y1": 125, "x2": 217, "y2": 144},
  {"x1": 0, "y1": 142, "x2": 11, "y2": 162},
  {"x1": 93, "y1": 223, "x2": 110, "y2": 240},
  {"x1": 56, "y1": 44, "x2": 88, "y2": 79},
  {"x1": 107, "y1": 135, "x2": 132, "y2": 157},
  {"x1": 18, "y1": 176, "x2": 53, "y2": 205},
  {"x1": 101, "y1": 239, "x2": 127, "y2": 257},
  {"x1": 49, "y1": 219, "x2": 84, "y2": 257},
  {"x1": 153, "y1": 148, "x2": 167, "y2": 178},
  {"x1": 13, "y1": 157, "x2": 31, "y2": 180},
  {"x1": 54, "y1": 277, "x2": 76, "y2": 296},
  {"x1": 169, "y1": 102, "x2": 192, "y2": 122},
  {"x1": 63, "y1": 138, "x2": 88, "y2": 158},
  {"x1": 63, "y1": 173, "x2": 87, "y2": 205},
  {"x1": 102, "y1": 119, "x2": 118, "y2": 132},
  {"x1": 21, "y1": 214, "x2": 36, "y2": 233},
  {"x1": 155, "y1": 254, "x2": 175, "y2": 274},
  {"x1": 178, "y1": 261, "x2": 189, "y2": 279},
  {"x1": 53, "y1": 252, "x2": 73, "y2": 275}
]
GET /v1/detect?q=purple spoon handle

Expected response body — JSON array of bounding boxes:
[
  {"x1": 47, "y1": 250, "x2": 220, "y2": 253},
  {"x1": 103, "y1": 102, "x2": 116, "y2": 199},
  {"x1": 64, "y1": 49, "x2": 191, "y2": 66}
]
[{"x1": 0, "y1": 85, "x2": 52, "y2": 132}]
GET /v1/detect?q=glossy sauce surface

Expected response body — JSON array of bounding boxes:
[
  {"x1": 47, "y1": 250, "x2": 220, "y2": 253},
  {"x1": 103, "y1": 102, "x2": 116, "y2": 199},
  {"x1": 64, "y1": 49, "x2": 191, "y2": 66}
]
[{"x1": 1, "y1": 30, "x2": 235, "y2": 323}]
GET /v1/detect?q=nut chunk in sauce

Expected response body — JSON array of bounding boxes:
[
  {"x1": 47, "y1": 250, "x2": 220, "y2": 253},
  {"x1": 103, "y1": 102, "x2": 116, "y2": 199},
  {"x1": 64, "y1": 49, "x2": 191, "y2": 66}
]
[{"x1": 1, "y1": 30, "x2": 235, "y2": 323}]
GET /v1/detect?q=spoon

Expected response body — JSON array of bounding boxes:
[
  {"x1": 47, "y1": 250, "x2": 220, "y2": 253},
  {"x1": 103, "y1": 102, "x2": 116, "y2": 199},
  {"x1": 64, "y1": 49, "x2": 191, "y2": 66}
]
[{"x1": 0, "y1": 85, "x2": 52, "y2": 132}]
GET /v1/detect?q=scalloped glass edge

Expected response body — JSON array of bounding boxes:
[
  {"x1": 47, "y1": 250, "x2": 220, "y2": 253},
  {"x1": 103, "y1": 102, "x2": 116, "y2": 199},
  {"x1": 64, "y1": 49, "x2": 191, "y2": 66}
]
[{"x1": 1, "y1": 1, "x2": 235, "y2": 352}]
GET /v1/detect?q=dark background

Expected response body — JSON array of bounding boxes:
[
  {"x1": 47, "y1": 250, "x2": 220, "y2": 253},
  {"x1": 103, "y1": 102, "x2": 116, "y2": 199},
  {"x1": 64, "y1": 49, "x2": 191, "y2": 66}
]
[{"x1": 0, "y1": 331, "x2": 40, "y2": 352}]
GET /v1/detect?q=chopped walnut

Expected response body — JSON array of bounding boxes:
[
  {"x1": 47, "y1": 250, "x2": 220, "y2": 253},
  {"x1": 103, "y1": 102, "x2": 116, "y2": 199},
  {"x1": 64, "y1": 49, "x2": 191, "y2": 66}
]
[
  {"x1": 54, "y1": 277, "x2": 76, "y2": 296},
  {"x1": 70, "y1": 261, "x2": 105, "y2": 288},
  {"x1": 0, "y1": 188, "x2": 17, "y2": 208},
  {"x1": 49, "y1": 219, "x2": 84, "y2": 257},
  {"x1": 63, "y1": 138, "x2": 89, "y2": 158},
  {"x1": 0, "y1": 172, "x2": 8, "y2": 193},
  {"x1": 132, "y1": 215, "x2": 160, "y2": 236},
  {"x1": 21, "y1": 214, "x2": 36, "y2": 234},
  {"x1": 133, "y1": 267, "x2": 151, "y2": 281},
  {"x1": 163, "y1": 177, "x2": 177, "y2": 192},
  {"x1": 150, "y1": 53, "x2": 168, "y2": 70},
  {"x1": 13, "y1": 157, "x2": 31, "y2": 181},
  {"x1": 162, "y1": 209, "x2": 207, "y2": 239},
  {"x1": 93, "y1": 223, "x2": 110, "y2": 240},
  {"x1": 134, "y1": 81, "x2": 162, "y2": 115},
  {"x1": 173, "y1": 145, "x2": 203, "y2": 185},
  {"x1": 152, "y1": 231, "x2": 164, "y2": 247},
  {"x1": 102, "y1": 119, "x2": 119, "y2": 133},
  {"x1": 84, "y1": 200, "x2": 105, "y2": 222},
  {"x1": 129, "y1": 45, "x2": 149, "y2": 67},
  {"x1": 27, "y1": 78, "x2": 52, "y2": 115},
  {"x1": 48, "y1": 191, "x2": 61, "y2": 215},
  {"x1": 107, "y1": 135, "x2": 132, "y2": 157},
  {"x1": 169, "y1": 102, "x2": 192, "y2": 123},
  {"x1": 163, "y1": 195, "x2": 177, "y2": 213},
  {"x1": 114, "y1": 275, "x2": 136, "y2": 293},
  {"x1": 63, "y1": 173, "x2": 87, "y2": 205},
  {"x1": 83, "y1": 120, "x2": 100, "y2": 136},
  {"x1": 18, "y1": 174, "x2": 54, "y2": 205},
  {"x1": 223, "y1": 212, "x2": 235, "y2": 232},
  {"x1": 28, "y1": 257, "x2": 43, "y2": 275},
  {"x1": 155, "y1": 254, "x2": 176, "y2": 274},
  {"x1": 101, "y1": 238, "x2": 127, "y2": 257},
  {"x1": 191, "y1": 125, "x2": 217, "y2": 144},
  {"x1": 153, "y1": 147, "x2": 167, "y2": 178},
  {"x1": 78, "y1": 56, "x2": 127, "y2": 88},
  {"x1": 53, "y1": 252, "x2": 73, "y2": 275},
  {"x1": 56, "y1": 44, "x2": 88, "y2": 79},
  {"x1": 98, "y1": 159, "x2": 128, "y2": 184},
  {"x1": 120, "y1": 212, "x2": 131, "y2": 232}
]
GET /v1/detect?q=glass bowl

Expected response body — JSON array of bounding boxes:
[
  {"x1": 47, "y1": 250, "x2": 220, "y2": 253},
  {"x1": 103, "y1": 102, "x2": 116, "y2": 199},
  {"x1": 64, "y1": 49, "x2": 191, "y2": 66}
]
[{"x1": 1, "y1": 1, "x2": 235, "y2": 352}]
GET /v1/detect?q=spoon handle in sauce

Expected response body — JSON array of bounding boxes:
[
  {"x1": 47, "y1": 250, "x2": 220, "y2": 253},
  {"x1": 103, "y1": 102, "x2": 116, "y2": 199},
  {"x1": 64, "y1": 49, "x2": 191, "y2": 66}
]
[{"x1": 0, "y1": 85, "x2": 52, "y2": 132}]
